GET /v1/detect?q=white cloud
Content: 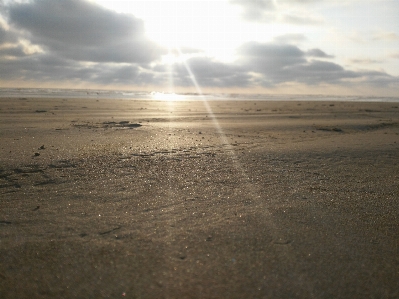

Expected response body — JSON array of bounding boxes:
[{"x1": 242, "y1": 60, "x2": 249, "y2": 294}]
[
  {"x1": 230, "y1": 0, "x2": 324, "y2": 25},
  {"x1": 350, "y1": 58, "x2": 383, "y2": 65},
  {"x1": 372, "y1": 32, "x2": 399, "y2": 41},
  {"x1": 389, "y1": 52, "x2": 399, "y2": 59},
  {"x1": 230, "y1": 0, "x2": 275, "y2": 21}
]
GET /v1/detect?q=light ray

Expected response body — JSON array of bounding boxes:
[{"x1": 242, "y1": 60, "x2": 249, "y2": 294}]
[
  {"x1": 178, "y1": 49, "x2": 256, "y2": 190},
  {"x1": 177, "y1": 49, "x2": 281, "y2": 241},
  {"x1": 166, "y1": 48, "x2": 176, "y2": 101},
  {"x1": 177, "y1": 48, "x2": 228, "y2": 143}
]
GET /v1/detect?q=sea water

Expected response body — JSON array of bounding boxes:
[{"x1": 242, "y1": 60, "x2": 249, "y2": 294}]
[{"x1": 0, "y1": 88, "x2": 398, "y2": 102}]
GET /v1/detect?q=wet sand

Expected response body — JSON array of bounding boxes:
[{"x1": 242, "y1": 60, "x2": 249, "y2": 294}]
[{"x1": 1, "y1": 97, "x2": 399, "y2": 298}]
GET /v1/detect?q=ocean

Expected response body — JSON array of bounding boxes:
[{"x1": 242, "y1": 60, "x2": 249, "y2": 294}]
[{"x1": 1, "y1": 88, "x2": 398, "y2": 102}]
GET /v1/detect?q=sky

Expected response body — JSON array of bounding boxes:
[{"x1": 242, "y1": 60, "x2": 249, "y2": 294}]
[{"x1": 0, "y1": 0, "x2": 398, "y2": 96}]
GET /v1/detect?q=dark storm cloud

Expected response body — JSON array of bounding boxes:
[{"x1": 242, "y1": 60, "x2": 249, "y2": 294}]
[{"x1": 8, "y1": 0, "x2": 165, "y2": 63}]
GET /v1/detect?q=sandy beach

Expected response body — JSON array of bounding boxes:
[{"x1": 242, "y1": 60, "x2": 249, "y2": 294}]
[{"x1": 1, "y1": 97, "x2": 398, "y2": 298}]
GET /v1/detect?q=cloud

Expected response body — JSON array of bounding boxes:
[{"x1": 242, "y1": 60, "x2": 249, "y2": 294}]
[
  {"x1": 86, "y1": 64, "x2": 161, "y2": 86},
  {"x1": 280, "y1": 0, "x2": 325, "y2": 3},
  {"x1": 287, "y1": 60, "x2": 358, "y2": 85},
  {"x1": 0, "y1": 0, "x2": 166, "y2": 87},
  {"x1": 0, "y1": 51, "x2": 165, "y2": 87},
  {"x1": 235, "y1": 41, "x2": 394, "y2": 87},
  {"x1": 0, "y1": 45, "x2": 26, "y2": 58},
  {"x1": 229, "y1": 0, "x2": 323, "y2": 25},
  {"x1": 0, "y1": 1, "x2": 396, "y2": 92},
  {"x1": 237, "y1": 42, "x2": 306, "y2": 73},
  {"x1": 372, "y1": 32, "x2": 399, "y2": 41},
  {"x1": 280, "y1": 14, "x2": 322, "y2": 25},
  {"x1": 0, "y1": 17, "x2": 19, "y2": 45},
  {"x1": 172, "y1": 56, "x2": 252, "y2": 88},
  {"x1": 0, "y1": 25, "x2": 6, "y2": 44},
  {"x1": 350, "y1": 58, "x2": 383, "y2": 64},
  {"x1": 273, "y1": 33, "x2": 307, "y2": 44},
  {"x1": 355, "y1": 70, "x2": 398, "y2": 87},
  {"x1": 230, "y1": 0, "x2": 275, "y2": 21},
  {"x1": 4, "y1": 36, "x2": 392, "y2": 90},
  {"x1": 8, "y1": 0, "x2": 165, "y2": 64},
  {"x1": 306, "y1": 48, "x2": 334, "y2": 58},
  {"x1": 163, "y1": 42, "x2": 395, "y2": 89}
]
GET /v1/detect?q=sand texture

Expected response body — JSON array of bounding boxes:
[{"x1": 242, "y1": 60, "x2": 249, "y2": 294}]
[{"x1": 1, "y1": 97, "x2": 399, "y2": 298}]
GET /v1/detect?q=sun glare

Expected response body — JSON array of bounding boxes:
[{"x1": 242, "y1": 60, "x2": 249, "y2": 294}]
[
  {"x1": 94, "y1": 0, "x2": 248, "y2": 61},
  {"x1": 94, "y1": 0, "x2": 302, "y2": 63},
  {"x1": 161, "y1": 50, "x2": 191, "y2": 65},
  {"x1": 150, "y1": 91, "x2": 186, "y2": 101}
]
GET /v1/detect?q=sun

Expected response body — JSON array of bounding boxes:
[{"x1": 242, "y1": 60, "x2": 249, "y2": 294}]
[{"x1": 94, "y1": 0, "x2": 243, "y2": 61}]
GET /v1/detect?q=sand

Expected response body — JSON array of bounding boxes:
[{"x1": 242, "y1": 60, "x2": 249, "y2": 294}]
[{"x1": 1, "y1": 97, "x2": 398, "y2": 298}]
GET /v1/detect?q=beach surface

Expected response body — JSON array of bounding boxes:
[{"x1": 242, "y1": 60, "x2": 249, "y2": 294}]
[{"x1": 1, "y1": 97, "x2": 399, "y2": 298}]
